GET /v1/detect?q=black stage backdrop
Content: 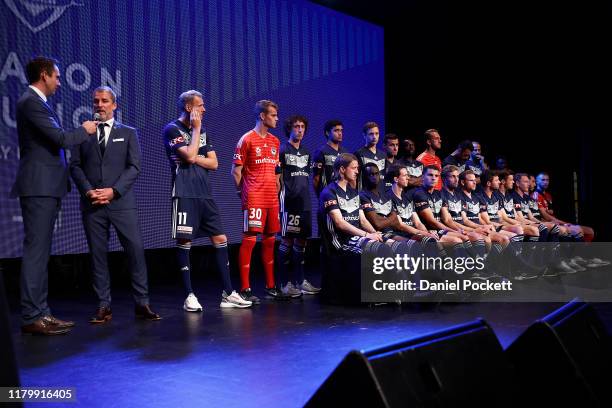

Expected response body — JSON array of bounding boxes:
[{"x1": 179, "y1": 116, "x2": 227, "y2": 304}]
[{"x1": 315, "y1": 0, "x2": 612, "y2": 241}]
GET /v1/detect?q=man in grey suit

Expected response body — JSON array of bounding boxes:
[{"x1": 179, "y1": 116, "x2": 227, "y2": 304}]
[
  {"x1": 12, "y1": 56, "x2": 98, "y2": 335},
  {"x1": 70, "y1": 86, "x2": 160, "y2": 323}
]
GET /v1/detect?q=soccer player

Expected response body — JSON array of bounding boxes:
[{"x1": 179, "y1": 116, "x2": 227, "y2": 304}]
[
  {"x1": 439, "y1": 165, "x2": 491, "y2": 258},
  {"x1": 381, "y1": 133, "x2": 401, "y2": 189},
  {"x1": 164, "y1": 90, "x2": 251, "y2": 311},
  {"x1": 442, "y1": 140, "x2": 473, "y2": 173},
  {"x1": 312, "y1": 120, "x2": 348, "y2": 197},
  {"x1": 278, "y1": 115, "x2": 321, "y2": 297},
  {"x1": 498, "y1": 171, "x2": 540, "y2": 238},
  {"x1": 319, "y1": 153, "x2": 383, "y2": 254},
  {"x1": 399, "y1": 138, "x2": 424, "y2": 191},
  {"x1": 354, "y1": 121, "x2": 386, "y2": 190},
  {"x1": 412, "y1": 165, "x2": 469, "y2": 251},
  {"x1": 535, "y1": 172, "x2": 595, "y2": 242},
  {"x1": 360, "y1": 163, "x2": 408, "y2": 242},
  {"x1": 466, "y1": 140, "x2": 488, "y2": 178},
  {"x1": 232, "y1": 100, "x2": 289, "y2": 303},
  {"x1": 416, "y1": 129, "x2": 443, "y2": 190}
]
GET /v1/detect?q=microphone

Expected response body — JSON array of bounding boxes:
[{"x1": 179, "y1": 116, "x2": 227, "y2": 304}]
[{"x1": 93, "y1": 112, "x2": 101, "y2": 121}]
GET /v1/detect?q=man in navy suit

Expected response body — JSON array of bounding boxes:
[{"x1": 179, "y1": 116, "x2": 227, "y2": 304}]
[
  {"x1": 12, "y1": 56, "x2": 98, "y2": 335},
  {"x1": 70, "y1": 86, "x2": 160, "y2": 323}
]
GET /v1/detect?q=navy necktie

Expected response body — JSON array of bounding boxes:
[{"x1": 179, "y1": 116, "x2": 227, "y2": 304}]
[{"x1": 98, "y1": 123, "x2": 108, "y2": 155}]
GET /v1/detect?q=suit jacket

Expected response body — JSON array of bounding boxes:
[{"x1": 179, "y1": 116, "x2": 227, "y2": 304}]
[
  {"x1": 11, "y1": 87, "x2": 90, "y2": 198},
  {"x1": 69, "y1": 121, "x2": 141, "y2": 211}
]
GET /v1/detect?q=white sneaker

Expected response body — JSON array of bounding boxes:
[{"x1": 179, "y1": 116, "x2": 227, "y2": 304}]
[
  {"x1": 183, "y1": 293, "x2": 203, "y2": 312},
  {"x1": 220, "y1": 291, "x2": 252, "y2": 308}
]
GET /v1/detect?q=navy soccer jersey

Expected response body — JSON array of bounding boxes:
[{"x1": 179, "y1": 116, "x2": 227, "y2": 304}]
[
  {"x1": 480, "y1": 190, "x2": 503, "y2": 222},
  {"x1": 458, "y1": 190, "x2": 484, "y2": 223},
  {"x1": 382, "y1": 158, "x2": 399, "y2": 189},
  {"x1": 354, "y1": 146, "x2": 386, "y2": 188},
  {"x1": 509, "y1": 189, "x2": 531, "y2": 218},
  {"x1": 528, "y1": 193, "x2": 541, "y2": 219},
  {"x1": 500, "y1": 190, "x2": 516, "y2": 219},
  {"x1": 163, "y1": 120, "x2": 214, "y2": 198},
  {"x1": 389, "y1": 189, "x2": 416, "y2": 227},
  {"x1": 465, "y1": 159, "x2": 485, "y2": 176},
  {"x1": 279, "y1": 142, "x2": 311, "y2": 212},
  {"x1": 360, "y1": 189, "x2": 395, "y2": 233},
  {"x1": 404, "y1": 158, "x2": 424, "y2": 178},
  {"x1": 313, "y1": 143, "x2": 348, "y2": 195},
  {"x1": 413, "y1": 187, "x2": 444, "y2": 222},
  {"x1": 441, "y1": 188, "x2": 464, "y2": 223},
  {"x1": 442, "y1": 155, "x2": 469, "y2": 173},
  {"x1": 320, "y1": 182, "x2": 362, "y2": 249}
]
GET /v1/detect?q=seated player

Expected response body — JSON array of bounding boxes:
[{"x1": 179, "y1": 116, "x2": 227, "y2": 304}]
[
  {"x1": 360, "y1": 163, "x2": 409, "y2": 242},
  {"x1": 535, "y1": 172, "x2": 596, "y2": 242},
  {"x1": 319, "y1": 153, "x2": 383, "y2": 255},
  {"x1": 400, "y1": 137, "x2": 424, "y2": 192},
  {"x1": 496, "y1": 170, "x2": 540, "y2": 239},
  {"x1": 442, "y1": 140, "x2": 473, "y2": 173}
]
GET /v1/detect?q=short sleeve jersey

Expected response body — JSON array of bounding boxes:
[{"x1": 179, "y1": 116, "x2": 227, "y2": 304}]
[
  {"x1": 233, "y1": 129, "x2": 280, "y2": 209},
  {"x1": 442, "y1": 155, "x2": 469, "y2": 173},
  {"x1": 479, "y1": 190, "x2": 503, "y2": 222},
  {"x1": 458, "y1": 190, "x2": 485, "y2": 223},
  {"x1": 354, "y1": 146, "x2": 387, "y2": 188},
  {"x1": 313, "y1": 143, "x2": 348, "y2": 195},
  {"x1": 535, "y1": 190, "x2": 554, "y2": 215},
  {"x1": 500, "y1": 190, "x2": 516, "y2": 219},
  {"x1": 441, "y1": 188, "x2": 464, "y2": 223},
  {"x1": 528, "y1": 192, "x2": 541, "y2": 219},
  {"x1": 413, "y1": 187, "x2": 444, "y2": 222},
  {"x1": 389, "y1": 188, "x2": 416, "y2": 227},
  {"x1": 163, "y1": 120, "x2": 214, "y2": 198},
  {"x1": 320, "y1": 181, "x2": 362, "y2": 248},
  {"x1": 509, "y1": 189, "x2": 531, "y2": 218},
  {"x1": 360, "y1": 189, "x2": 395, "y2": 233},
  {"x1": 279, "y1": 141, "x2": 311, "y2": 212}
]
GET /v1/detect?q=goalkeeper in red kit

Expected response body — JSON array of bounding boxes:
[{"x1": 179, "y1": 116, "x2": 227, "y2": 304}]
[{"x1": 231, "y1": 100, "x2": 290, "y2": 303}]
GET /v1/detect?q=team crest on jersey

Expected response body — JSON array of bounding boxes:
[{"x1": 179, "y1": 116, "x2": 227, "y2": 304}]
[
  {"x1": 487, "y1": 203, "x2": 499, "y2": 215},
  {"x1": 255, "y1": 147, "x2": 262, "y2": 156},
  {"x1": 324, "y1": 154, "x2": 338, "y2": 166},
  {"x1": 448, "y1": 200, "x2": 462, "y2": 214},
  {"x1": 407, "y1": 165, "x2": 423, "y2": 177},
  {"x1": 396, "y1": 202, "x2": 414, "y2": 221},
  {"x1": 466, "y1": 201, "x2": 480, "y2": 215},
  {"x1": 372, "y1": 200, "x2": 393, "y2": 216},
  {"x1": 337, "y1": 195, "x2": 360, "y2": 213},
  {"x1": 429, "y1": 199, "x2": 443, "y2": 214},
  {"x1": 285, "y1": 154, "x2": 309, "y2": 168}
]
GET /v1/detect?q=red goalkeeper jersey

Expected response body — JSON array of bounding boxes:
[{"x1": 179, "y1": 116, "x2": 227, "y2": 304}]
[{"x1": 233, "y1": 129, "x2": 280, "y2": 209}]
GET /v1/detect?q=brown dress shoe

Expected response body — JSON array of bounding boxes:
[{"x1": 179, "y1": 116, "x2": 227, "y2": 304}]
[
  {"x1": 22, "y1": 318, "x2": 70, "y2": 336},
  {"x1": 135, "y1": 304, "x2": 161, "y2": 321},
  {"x1": 42, "y1": 315, "x2": 76, "y2": 329},
  {"x1": 89, "y1": 306, "x2": 112, "y2": 324}
]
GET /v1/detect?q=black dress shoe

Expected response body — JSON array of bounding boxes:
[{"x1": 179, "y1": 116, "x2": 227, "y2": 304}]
[
  {"x1": 22, "y1": 318, "x2": 70, "y2": 336},
  {"x1": 42, "y1": 315, "x2": 75, "y2": 329},
  {"x1": 89, "y1": 306, "x2": 112, "y2": 324},
  {"x1": 135, "y1": 304, "x2": 161, "y2": 321}
]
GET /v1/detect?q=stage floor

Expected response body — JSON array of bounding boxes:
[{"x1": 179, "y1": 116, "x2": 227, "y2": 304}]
[{"x1": 7, "y1": 270, "x2": 612, "y2": 408}]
